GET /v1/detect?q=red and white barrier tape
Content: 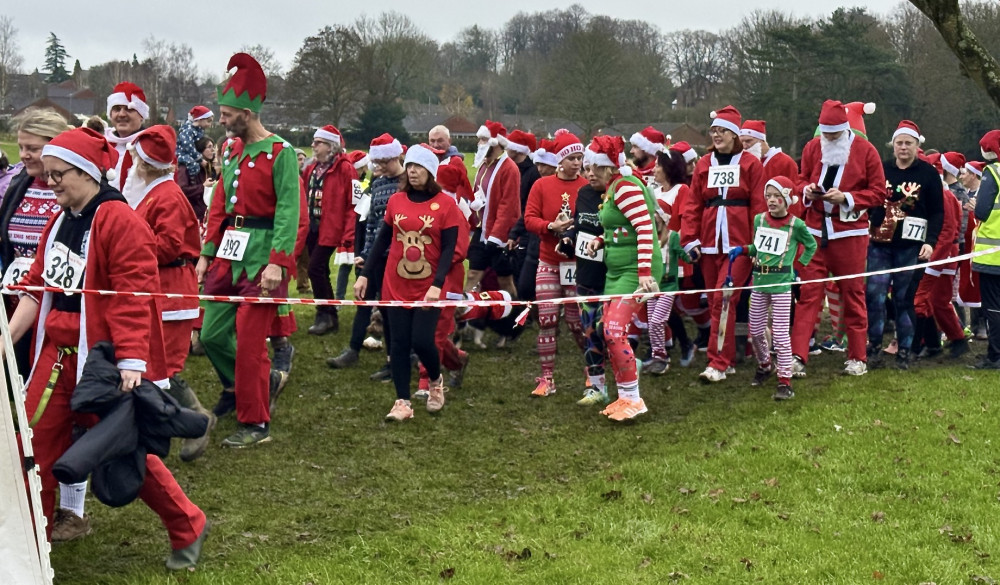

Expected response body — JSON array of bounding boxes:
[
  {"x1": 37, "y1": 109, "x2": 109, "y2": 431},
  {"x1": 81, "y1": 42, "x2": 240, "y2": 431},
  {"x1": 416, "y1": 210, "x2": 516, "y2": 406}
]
[{"x1": 7, "y1": 246, "x2": 997, "y2": 309}]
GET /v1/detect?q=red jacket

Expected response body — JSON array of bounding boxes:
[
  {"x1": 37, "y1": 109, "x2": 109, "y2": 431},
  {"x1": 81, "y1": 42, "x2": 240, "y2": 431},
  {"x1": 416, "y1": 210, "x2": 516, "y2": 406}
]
[
  {"x1": 762, "y1": 148, "x2": 802, "y2": 217},
  {"x1": 797, "y1": 134, "x2": 887, "y2": 241},
  {"x1": 927, "y1": 185, "x2": 961, "y2": 275},
  {"x1": 681, "y1": 151, "x2": 766, "y2": 254},
  {"x1": 473, "y1": 155, "x2": 521, "y2": 244},
  {"x1": 303, "y1": 154, "x2": 358, "y2": 248}
]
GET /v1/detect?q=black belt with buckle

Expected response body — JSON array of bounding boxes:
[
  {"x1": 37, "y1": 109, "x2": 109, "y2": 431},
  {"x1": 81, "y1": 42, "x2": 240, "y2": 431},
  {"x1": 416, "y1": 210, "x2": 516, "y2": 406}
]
[
  {"x1": 754, "y1": 265, "x2": 790, "y2": 274},
  {"x1": 223, "y1": 215, "x2": 274, "y2": 230},
  {"x1": 706, "y1": 197, "x2": 750, "y2": 208},
  {"x1": 161, "y1": 257, "x2": 195, "y2": 268}
]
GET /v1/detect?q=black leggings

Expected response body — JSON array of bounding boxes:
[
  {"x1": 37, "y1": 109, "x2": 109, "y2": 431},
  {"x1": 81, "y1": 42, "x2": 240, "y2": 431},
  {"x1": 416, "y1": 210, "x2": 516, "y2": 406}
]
[{"x1": 386, "y1": 307, "x2": 442, "y2": 400}]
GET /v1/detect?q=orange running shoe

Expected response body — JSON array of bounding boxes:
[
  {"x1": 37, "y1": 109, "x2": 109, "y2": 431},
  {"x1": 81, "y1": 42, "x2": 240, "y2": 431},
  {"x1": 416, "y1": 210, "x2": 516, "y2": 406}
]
[
  {"x1": 607, "y1": 398, "x2": 648, "y2": 421},
  {"x1": 600, "y1": 398, "x2": 629, "y2": 416},
  {"x1": 531, "y1": 377, "x2": 556, "y2": 397},
  {"x1": 386, "y1": 399, "x2": 414, "y2": 421}
]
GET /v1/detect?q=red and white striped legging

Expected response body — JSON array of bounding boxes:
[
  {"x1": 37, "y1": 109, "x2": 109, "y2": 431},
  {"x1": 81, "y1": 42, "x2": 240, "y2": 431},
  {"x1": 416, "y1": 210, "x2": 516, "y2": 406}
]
[
  {"x1": 648, "y1": 294, "x2": 676, "y2": 360},
  {"x1": 535, "y1": 262, "x2": 585, "y2": 378},
  {"x1": 749, "y1": 290, "x2": 793, "y2": 383}
]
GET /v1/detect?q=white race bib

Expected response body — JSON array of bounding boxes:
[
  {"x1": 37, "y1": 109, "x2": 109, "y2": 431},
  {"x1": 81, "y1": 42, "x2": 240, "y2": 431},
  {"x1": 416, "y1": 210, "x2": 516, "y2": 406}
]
[
  {"x1": 355, "y1": 193, "x2": 372, "y2": 221},
  {"x1": 217, "y1": 229, "x2": 250, "y2": 261},
  {"x1": 661, "y1": 243, "x2": 670, "y2": 265},
  {"x1": 1, "y1": 257, "x2": 33, "y2": 295},
  {"x1": 559, "y1": 261, "x2": 577, "y2": 286},
  {"x1": 754, "y1": 226, "x2": 789, "y2": 257},
  {"x1": 839, "y1": 205, "x2": 866, "y2": 223},
  {"x1": 901, "y1": 216, "x2": 928, "y2": 242},
  {"x1": 42, "y1": 242, "x2": 85, "y2": 292},
  {"x1": 575, "y1": 232, "x2": 603, "y2": 262},
  {"x1": 351, "y1": 180, "x2": 365, "y2": 205},
  {"x1": 707, "y1": 164, "x2": 741, "y2": 190}
]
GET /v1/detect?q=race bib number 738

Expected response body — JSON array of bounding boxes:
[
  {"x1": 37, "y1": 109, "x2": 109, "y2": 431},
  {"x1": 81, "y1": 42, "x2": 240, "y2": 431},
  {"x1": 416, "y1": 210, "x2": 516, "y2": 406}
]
[{"x1": 707, "y1": 165, "x2": 741, "y2": 190}]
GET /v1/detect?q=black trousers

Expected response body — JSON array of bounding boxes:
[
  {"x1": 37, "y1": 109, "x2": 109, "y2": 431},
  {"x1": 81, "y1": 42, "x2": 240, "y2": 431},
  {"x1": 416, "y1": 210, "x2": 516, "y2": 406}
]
[
  {"x1": 307, "y1": 229, "x2": 337, "y2": 314},
  {"x1": 386, "y1": 307, "x2": 442, "y2": 401},
  {"x1": 980, "y1": 272, "x2": 1000, "y2": 361}
]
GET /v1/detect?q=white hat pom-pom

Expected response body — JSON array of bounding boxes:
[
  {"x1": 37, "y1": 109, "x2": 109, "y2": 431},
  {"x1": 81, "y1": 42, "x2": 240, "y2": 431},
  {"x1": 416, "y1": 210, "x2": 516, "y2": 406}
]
[
  {"x1": 665, "y1": 134, "x2": 672, "y2": 141},
  {"x1": 620, "y1": 166, "x2": 633, "y2": 177},
  {"x1": 864, "y1": 102, "x2": 876, "y2": 114},
  {"x1": 105, "y1": 168, "x2": 117, "y2": 182},
  {"x1": 919, "y1": 134, "x2": 926, "y2": 144},
  {"x1": 709, "y1": 111, "x2": 718, "y2": 119}
]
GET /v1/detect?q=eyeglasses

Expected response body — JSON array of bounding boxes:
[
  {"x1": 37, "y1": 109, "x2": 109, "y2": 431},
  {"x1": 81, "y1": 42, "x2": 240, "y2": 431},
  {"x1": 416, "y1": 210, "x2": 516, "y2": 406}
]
[
  {"x1": 44, "y1": 168, "x2": 83, "y2": 185},
  {"x1": 709, "y1": 128, "x2": 728, "y2": 137}
]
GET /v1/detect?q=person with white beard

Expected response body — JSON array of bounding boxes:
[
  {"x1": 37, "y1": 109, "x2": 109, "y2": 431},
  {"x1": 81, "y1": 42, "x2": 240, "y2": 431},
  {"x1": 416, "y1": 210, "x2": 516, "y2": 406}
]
[{"x1": 791, "y1": 100, "x2": 887, "y2": 377}]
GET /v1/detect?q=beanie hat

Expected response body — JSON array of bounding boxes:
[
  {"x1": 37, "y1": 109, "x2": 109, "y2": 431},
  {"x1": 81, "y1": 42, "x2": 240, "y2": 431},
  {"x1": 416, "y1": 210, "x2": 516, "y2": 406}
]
[
  {"x1": 630, "y1": 126, "x2": 669, "y2": 156},
  {"x1": 709, "y1": 105, "x2": 741, "y2": 135},
  {"x1": 892, "y1": 120, "x2": 926, "y2": 144},
  {"x1": 740, "y1": 120, "x2": 767, "y2": 142},
  {"x1": 218, "y1": 53, "x2": 267, "y2": 113},
  {"x1": 506, "y1": 130, "x2": 537, "y2": 156},
  {"x1": 369, "y1": 133, "x2": 403, "y2": 160},
  {"x1": 476, "y1": 120, "x2": 508, "y2": 147},
  {"x1": 843, "y1": 102, "x2": 876, "y2": 139},
  {"x1": 669, "y1": 141, "x2": 697, "y2": 163},
  {"x1": 980, "y1": 130, "x2": 1000, "y2": 161},
  {"x1": 314, "y1": 125, "x2": 343, "y2": 147},
  {"x1": 188, "y1": 105, "x2": 213, "y2": 122},
  {"x1": 42, "y1": 127, "x2": 120, "y2": 183},
  {"x1": 966, "y1": 161, "x2": 985, "y2": 177},
  {"x1": 133, "y1": 125, "x2": 176, "y2": 169},
  {"x1": 403, "y1": 143, "x2": 439, "y2": 176},
  {"x1": 587, "y1": 135, "x2": 632, "y2": 177},
  {"x1": 552, "y1": 129, "x2": 584, "y2": 161},
  {"x1": 818, "y1": 100, "x2": 850, "y2": 133},
  {"x1": 346, "y1": 150, "x2": 369, "y2": 170},
  {"x1": 533, "y1": 139, "x2": 559, "y2": 168},
  {"x1": 106, "y1": 82, "x2": 149, "y2": 120},
  {"x1": 765, "y1": 175, "x2": 798, "y2": 207},
  {"x1": 941, "y1": 152, "x2": 966, "y2": 178}
]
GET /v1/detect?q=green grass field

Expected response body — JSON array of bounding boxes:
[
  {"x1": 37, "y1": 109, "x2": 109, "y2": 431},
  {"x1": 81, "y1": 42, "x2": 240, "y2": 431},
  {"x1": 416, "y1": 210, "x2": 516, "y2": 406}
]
[{"x1": 40, "y1": 301, "x2": 1000, "y2": 585}]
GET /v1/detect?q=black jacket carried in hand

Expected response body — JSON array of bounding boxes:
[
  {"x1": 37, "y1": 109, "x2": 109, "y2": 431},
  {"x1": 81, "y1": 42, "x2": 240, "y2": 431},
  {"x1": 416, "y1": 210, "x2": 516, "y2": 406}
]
[{"x1": 52, "y1": 342, "x2": 209, "y2": 507}]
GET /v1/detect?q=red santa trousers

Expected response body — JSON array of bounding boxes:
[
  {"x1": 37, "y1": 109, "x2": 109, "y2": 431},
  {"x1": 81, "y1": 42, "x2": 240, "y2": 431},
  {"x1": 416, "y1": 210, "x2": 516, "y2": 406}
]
[
  {"x1": 792, "y1": 235, "x2": 869, "y2": 363},
  {"x1": 914, "y1": 272, "x2": 964, "y2": 341},
  {"x1": 25, "y1": 309, "x2": 205, "y2": 548},
  {"x1": 700, "y1": 253, "x2": 752, "y2": 371},
  {"x1": 163, "y1": 319, "x2": 195, "y2": 376}
]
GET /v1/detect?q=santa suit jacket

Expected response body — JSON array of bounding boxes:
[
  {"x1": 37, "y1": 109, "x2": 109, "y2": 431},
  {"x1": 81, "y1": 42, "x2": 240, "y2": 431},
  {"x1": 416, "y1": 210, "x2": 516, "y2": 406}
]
[
  {"x1": 926, "y1": 185, "x2": 961, "y2": 276},
  {"x1": 133, "y1": 175, "x2": 201, "y2": 321},
  {"x1": 303, "y1": 154, "x2": 358, "y2": 248},
  {"x1": 473, "y1": 154, "x2": 521, "y2": 245},
  {"x1": 797, "y1": 134, "x2": 887, "y2": 241},
  {"x1": 104, "y1": 128, "x2": 142, "y2": 191},
  {"x1": 681, "y1": 151, "x2": 766, "y2": 254}
]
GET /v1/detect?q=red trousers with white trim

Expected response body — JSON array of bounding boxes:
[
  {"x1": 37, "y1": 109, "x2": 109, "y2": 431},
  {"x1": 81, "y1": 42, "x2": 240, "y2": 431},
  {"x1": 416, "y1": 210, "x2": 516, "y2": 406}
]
[
  {"x1": 915, "y1": 271, "x2": 964, "y2": 341},
  {"x1": 701, "y1": 253, "x2": 752, "y2": 371}
]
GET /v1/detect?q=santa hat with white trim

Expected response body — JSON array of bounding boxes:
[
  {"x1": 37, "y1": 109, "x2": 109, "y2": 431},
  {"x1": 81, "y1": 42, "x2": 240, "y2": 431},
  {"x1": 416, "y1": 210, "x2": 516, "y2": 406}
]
[
  {"x1": 42, "y1": 127, "x2": 120, "y2": 183},
  {"x1": 403, "y1": 143, "x2": 439, "y2": 176},
  {"x1": 844, "y1": 102, "x2": 876, "y2": 139},
  {"x1": 188, "y1": 105, "x2": 214, "y2": 122},
  {"x1": 506, "y1": 130, "x2": 537, "y2": 156},
  {"x1": 941, "y1": 151, "x2": 966, "y2": 178},
  {"x1": 966, "y1": 161, "x2": 986, "y2": 177},
  {"x1": 740, "y1": 120, "x2": 767, "y2": 142},
  {"x1": 630, "y1": 126, "x2": 669, "y2": 156},
  {"x1": 369, "y1": 133, "x2": 403, "y2": 160},
  {"x1": 709, "y1": 105, "x2": 741, "y2": 135},
  {"x1": 346, "y1": 150, "x2": 369, "y2": 171},
  {"x1": 533, "y1": 138, "x2": 559, "y2": 168},
  {"x1": 552, "y1": 129, "x2": 584, "y2": 161},
  {"x1": 892, "y1": 120, "x2": 926, "y2": 144},
  {"x1": 817, "y1": 100, "x2": 850, "y2": 133},
  {"x1": 132, "y1": 125, "x2": 177, "y2": 170},
  {"x1": 669, "y1": 141, "x2": 697, "y2": 163},
  {"x1": 980, "y1": 130, "x2": 1000, "y2": 161},
  {"x1": 314, "y1": 125, "x2": 344, "y2": 147},
  {"x1": 587, "y1": 135, "x2": 632, "y2": 177},
  {"x1": 107, "y1": 82, "x2": 149, "y2": 120},
  {"x1": 476, "y1": 120, "x2": 508, "y2": 147},
  {"x1": 765, "y1": 175, "x2": 798, "y2": 207}
]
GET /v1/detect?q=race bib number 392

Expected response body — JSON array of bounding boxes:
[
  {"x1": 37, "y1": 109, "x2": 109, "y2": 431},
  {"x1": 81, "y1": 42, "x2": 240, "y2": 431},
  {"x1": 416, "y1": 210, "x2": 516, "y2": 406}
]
[
  {"x1": 707, "y1": 165, "x2": 740, "y2": 190},
  {"x1": 218, "y1": 229, "x2": 250, "y2": 261},
  {"x1": 754, "y1": 226, "x2": 789, "y2": 257},
  {"x1": 43, "y1": 242, "x2": 85, "y2": 292}
]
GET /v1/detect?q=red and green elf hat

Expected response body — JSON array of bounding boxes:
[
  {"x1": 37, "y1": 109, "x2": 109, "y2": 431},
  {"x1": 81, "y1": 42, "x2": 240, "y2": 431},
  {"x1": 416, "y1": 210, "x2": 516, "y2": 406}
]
[{"x1": 218, "y1": 53, "x2": 267, "y2": 113}]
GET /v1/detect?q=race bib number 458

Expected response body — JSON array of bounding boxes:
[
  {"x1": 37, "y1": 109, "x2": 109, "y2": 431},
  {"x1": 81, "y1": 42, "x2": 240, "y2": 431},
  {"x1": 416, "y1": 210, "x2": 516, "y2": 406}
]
[{"x1": 707, "y1": 165, "x2": 740, "y2": 190}]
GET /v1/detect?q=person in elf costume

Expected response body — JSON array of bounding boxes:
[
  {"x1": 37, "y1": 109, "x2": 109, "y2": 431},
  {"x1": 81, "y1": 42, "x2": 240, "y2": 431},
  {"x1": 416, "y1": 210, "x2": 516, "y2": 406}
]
[
  {"x1": 729, "y1": 176, "x2": 816, "y2": 401},
  {"x1": 582, "y1": 135, "x2": 663, "y2": 422},
  {"x1": 197, "y1": 53, "x2": 301, "y2": 448}
]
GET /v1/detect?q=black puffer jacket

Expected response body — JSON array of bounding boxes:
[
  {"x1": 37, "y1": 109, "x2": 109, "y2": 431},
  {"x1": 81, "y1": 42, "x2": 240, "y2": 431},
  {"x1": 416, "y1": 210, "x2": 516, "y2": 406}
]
[{"x1": 52, "y1": 342, "x2": 209, "y2": 507}]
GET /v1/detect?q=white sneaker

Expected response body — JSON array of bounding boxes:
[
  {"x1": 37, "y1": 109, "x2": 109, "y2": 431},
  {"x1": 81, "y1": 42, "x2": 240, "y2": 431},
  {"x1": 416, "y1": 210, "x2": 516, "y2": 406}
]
[
  {"x1": 363, "y1": 336, "x2": 383, "y2": 349},
  {"x1": 724, "y1": 366, "x2": 736, "y2": 375},
  {"x1": 792, "y1": 356, "x2": 807, "y2": 378},
  {"x1": 699, "y1": 367, "x2": 727, "y2": 383},
  {"x1": 844, "y1": 359, "x2": 867, "y2": 376}
]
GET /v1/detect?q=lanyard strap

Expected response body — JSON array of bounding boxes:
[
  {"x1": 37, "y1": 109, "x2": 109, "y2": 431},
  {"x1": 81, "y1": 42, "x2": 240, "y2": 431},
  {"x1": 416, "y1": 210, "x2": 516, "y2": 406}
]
[{"x1": 28, "y1": 346, "x2": 78, "y2": 428}]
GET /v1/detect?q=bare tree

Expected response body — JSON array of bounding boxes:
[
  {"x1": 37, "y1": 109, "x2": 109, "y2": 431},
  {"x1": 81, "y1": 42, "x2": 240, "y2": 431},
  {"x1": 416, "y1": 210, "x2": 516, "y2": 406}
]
[
  {"x1": 665, "y1": 30, "x2": 730, "y2": 108},
  {"x1": 0, "y1": 15, "x2": 24, "y2": 110},
  {"x1": 238, "y1": 44, "x2": 283, "y2": 78}
]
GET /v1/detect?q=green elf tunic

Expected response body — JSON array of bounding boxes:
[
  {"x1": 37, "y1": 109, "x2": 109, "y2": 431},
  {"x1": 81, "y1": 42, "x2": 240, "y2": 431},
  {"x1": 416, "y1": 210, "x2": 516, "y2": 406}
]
[
  {"x1": 600, "y1": 174, "x2": 664, "y2": 295},
  {"x1": 747, "y1": 212, "x2": 817, "y2": 294},
  {"x1": 659, "y1": 230, "x2": 690, "y2": 293}
]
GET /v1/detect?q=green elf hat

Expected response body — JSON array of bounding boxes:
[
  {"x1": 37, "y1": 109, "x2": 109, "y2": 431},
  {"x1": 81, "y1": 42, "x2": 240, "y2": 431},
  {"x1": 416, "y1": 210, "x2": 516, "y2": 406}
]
[{"x1": 218, "y1": 53, "x2": 267, "y2": 113}]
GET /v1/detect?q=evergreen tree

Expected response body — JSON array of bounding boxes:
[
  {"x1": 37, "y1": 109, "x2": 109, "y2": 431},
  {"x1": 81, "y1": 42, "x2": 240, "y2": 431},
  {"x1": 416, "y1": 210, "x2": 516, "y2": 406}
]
[{"x1": 43, "y1": 32, "x2": 69, "y2": 83}]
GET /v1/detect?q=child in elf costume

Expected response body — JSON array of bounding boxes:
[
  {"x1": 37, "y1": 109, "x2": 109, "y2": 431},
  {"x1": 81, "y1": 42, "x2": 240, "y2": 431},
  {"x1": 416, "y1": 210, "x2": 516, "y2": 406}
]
[{"x1": 729, "y1": 176, "x2": 816, "y2": 400}]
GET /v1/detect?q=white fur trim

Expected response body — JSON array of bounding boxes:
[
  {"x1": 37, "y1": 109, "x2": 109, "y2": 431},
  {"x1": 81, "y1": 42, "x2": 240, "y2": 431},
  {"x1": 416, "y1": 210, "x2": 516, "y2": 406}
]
[
  {"x1": 134, "y1": 141, "x2": 173, "y2": 170},
  {"x1": 941, "y1": 156, "x2": 960, "y2": 178},
  {"x1": 966, "y1": 162, "x2": 983, "y2": 177},
  {"x1": 506, "y1": 142, "x2": 531, "y2": 156},
  {"x1": 534, "y1": 149, "x2": 558, "y2": 167},
  {"x1": 353, "y1": 154, "x2": 370, "y2": 170},
  {"x1": 893, "y1": 127, "x2": 924, "y2": 143},
  {"x1": 983, "y1": 148, "x2": 997, "y2": 161},
  {"x1": 818, "y1": 122, "x2": 850, "y2": 133},
  {"x1": 711, "y1": 118, "x2": 740, "y2": 135},
  {"x1": 764, "y1": 178, "x2": 794, "y2": 206},
  {"x1": 42, "y1": 144, "x2": 102, "y2": 182},
  {"x1": 629, "y1": 132, "x2": 662, "y2": 156},
  {"x1": 682, "y1": 149, "x2": 697, "y2": 163},
  {"x1": 369, "y1": 140, "x2": 403, "y2": 160},
  {"x1": 556, "y1": 142, "x2": 584, "y2": 161},
  {"x1": 106, "y1": 92, "x2": 149, "y2": 120},
  {"x1": 314, "y1": 128, "x2": 342, "y2": 145},
  {"x1": 476, "y1": 125, "x2": 491, "y2": 140},
  {"x1": 740, "y1": 129, "x2": 766, "y2": 141},
  {"x1": 496, "y1": 135, "x2": 509, "y2": 148},
  {"x1": 589, "y1": 152, "x2": 615, "y2": 168}
]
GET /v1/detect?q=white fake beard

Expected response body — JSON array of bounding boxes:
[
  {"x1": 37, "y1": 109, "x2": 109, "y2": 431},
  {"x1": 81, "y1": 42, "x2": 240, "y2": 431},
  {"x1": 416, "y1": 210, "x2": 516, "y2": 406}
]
[
  {"x1": 120, "y1": 171, "x2": 149, "y2": 210},
  {"x1": 473, "y1": 144, "x2": 490, "y2": 168},
  {"x1": 820, "y1": 133, "x2": 851, "y2": 167},
  {"x1": 745, "y1": 142, "x2": 763, "y2": 160}
]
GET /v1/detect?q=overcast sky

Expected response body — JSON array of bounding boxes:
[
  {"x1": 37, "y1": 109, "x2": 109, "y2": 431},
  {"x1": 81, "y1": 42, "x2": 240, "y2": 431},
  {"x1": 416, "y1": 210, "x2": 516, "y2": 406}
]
[{"x1": 12, "y1": 0, "x2": 905, "y2": 78}]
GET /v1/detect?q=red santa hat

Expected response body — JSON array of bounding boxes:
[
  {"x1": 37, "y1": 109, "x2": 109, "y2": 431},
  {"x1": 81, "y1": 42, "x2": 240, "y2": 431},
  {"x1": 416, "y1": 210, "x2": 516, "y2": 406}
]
[
  {"x1": 505, "y1": 130, "x2": 537, "y2": 156},
  {"x1": 314, "y1": 125, "x2": 344, "y2": 147},
  {"x1": 533, "y1": 139, "x2": 559, "y2": 168},
  {"x1": 587, "y1": 135, "x2": 632, "y2": 177},
  {"x1": 133, "y1": 125, "x2": 177, "y2": 170},
  {"x1": 403, "y1": 143, "x2": 439, "y2": 176},
  {"x1": 42, "y1": 127, "x2": 120, "y2": 183},
  {"x1": 476, "y1": 120, "x2": 508, "y2": 147},
  {"x1": 369, "y1": 133, "x2": 403, "y2": 160},
  {"x1": 965, "y1": 161, "x2": 986, "y2": 178},
  {"x1": 436, "y1": 163, "x2": 471, "y2": 200},
  {"x1": 940, "y1": 151, "x2": 966, "y2": 178},
  {"x1": 187, "y1": 105, "x2": 213, "y2": 122},
  {"x1": 922, "y1": 152, "x2": 943, "y2": 175},
  {"x1": 629, "y1": 126, "x2": 669, "y2": 156},
  {"x1": 892, "y1": 120, "x2": 926, "y2": 144},
  {"x1": 552, "y1": 129, "x2": 584, "y2": 161},
  {"x1": 765, "y1": 175, "x2": 798, "y2": 207},
  {"x1": 980, "y1": 130, "x2": 1000, "y2": 161},
  {"x1": 843, "y1": 101, "x2": 876, "y2": 139},
  {"x1": 817, "y1": 100, "x2": 850, "y2": 134},
  {"x1": 709, "y1": 105, "x2": 741, "y2": 135},
  {"x1": 669, "y1": 141, "x2": 697, "y2": 163},
  {"x1": 740, "y1": 120, "x2": 767, "y2": 142},
  {"x1": 347, "y1": 150, "x2": 369, "y2": 170},
  {"x1": 106, "y1": 82, "x2": 149, "y2": 120}
]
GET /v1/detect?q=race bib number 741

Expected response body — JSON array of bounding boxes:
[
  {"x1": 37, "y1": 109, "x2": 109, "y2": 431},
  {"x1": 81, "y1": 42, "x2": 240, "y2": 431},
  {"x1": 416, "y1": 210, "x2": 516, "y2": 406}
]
[
  {"x1": 754, "y1": 226, "x2": 789, "y2": 257},
  {"x1": 707, "y1": 165, "x2": 741, "y2": 190}
]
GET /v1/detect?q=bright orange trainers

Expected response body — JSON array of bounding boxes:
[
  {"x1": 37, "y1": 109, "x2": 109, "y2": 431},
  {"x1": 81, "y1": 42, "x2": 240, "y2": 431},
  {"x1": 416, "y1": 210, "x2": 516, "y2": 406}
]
[
  {"x1": 427, "y1": 377, "x2": 446, "y2": 413},
  {"x1": 531, "y1": 377, "x2": 556, "y2": 397},
  {"x1": 607, "y1": 398, "x2": 648, "y2": 421},
  {"x1": 386, "y1": 399, "x2": 414, "y2": 421},
  {"x1": 600, "y1": 398, "x2": 629, "y2": 417}
]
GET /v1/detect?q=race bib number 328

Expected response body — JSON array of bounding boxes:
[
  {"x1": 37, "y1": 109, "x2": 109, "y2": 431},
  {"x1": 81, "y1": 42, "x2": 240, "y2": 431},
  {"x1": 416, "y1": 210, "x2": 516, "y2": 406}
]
[
  {"x1": 707, "y1": 164, "x2": 741, "y2": 190},
  {"x1": 43, "y1": 242, "x2": 85, "y2": 292}
]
